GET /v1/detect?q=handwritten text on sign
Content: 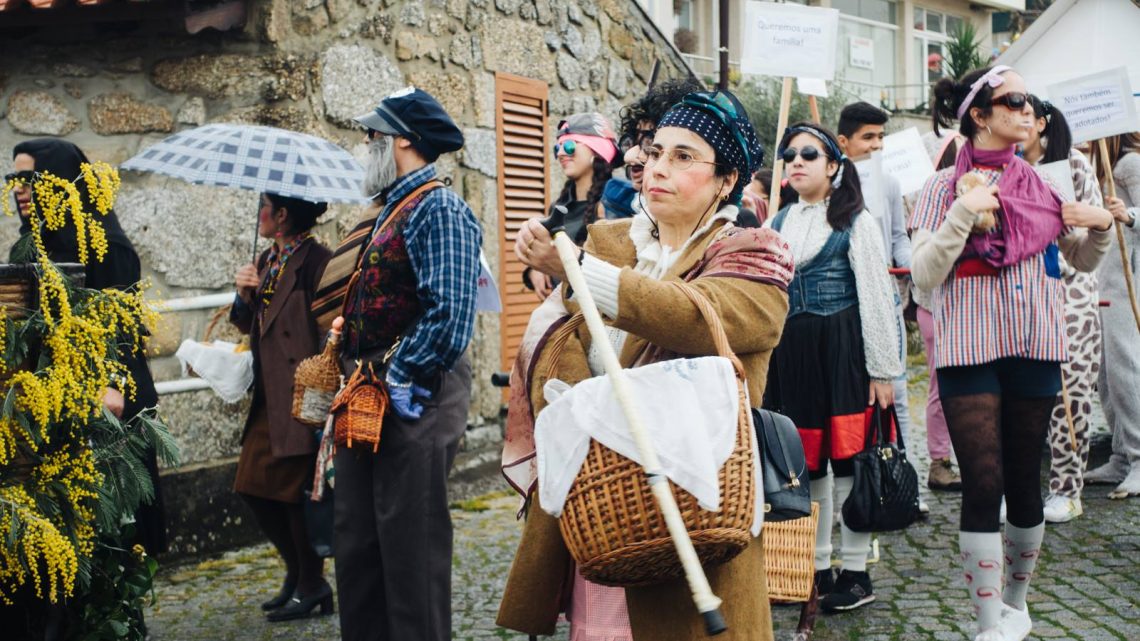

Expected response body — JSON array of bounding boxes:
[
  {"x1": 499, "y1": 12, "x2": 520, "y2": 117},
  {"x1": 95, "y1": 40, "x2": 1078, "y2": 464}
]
[
  {"x1": 882, "y1": 128, "x2": 935, "y2": 197},
  {"x1": 742, "y1": 2, "x2": 839, "y2": 80},
  {"x1": 1047, "y1": 67, "x2": 1139, "y2": 144}
]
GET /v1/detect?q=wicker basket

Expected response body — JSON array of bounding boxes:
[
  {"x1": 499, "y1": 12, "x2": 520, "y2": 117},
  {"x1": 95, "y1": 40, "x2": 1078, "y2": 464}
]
[
  {"x1": 330, "y1": 362, "x2": 388, "y2": 452},
  {"x1": 763, "y1": 501, "x2": 819, "y2": 603},
  {"x1": 554, "y1": 282, "x2": 756, "y2": 587},
  {"x1": 292, "y1": 320, "x2": 343, "y2": 426},
  {"x1": 0, "y1": 263, "x2": 84, "y2": 320}
]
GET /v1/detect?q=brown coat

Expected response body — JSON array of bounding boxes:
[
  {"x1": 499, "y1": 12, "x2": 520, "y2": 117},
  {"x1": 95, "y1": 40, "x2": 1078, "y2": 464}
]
[
  {"x1": 232, "y1": 239, "x2": 333, "y2": 458},
  {"x1": 496, "y1": 217, "x2": 788, "y2": 640}
]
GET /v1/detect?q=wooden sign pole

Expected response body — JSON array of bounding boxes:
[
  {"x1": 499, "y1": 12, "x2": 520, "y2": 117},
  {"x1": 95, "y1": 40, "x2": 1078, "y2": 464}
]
[
  {"x1": 769, "y1": 77, "x2": 795, "y2": 213},
  {"x1": 808, "y1": 95, "x2": 821, "y2": 124},
  {"x1": 1096, "y1": 138, "x2": 1140, "y2": 336}
]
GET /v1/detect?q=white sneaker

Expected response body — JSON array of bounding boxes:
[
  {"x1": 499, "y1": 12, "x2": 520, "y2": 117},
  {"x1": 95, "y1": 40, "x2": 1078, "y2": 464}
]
[
  {"x1": 919, "y1": 499, "x2": 930, "y2": 515},
  {"x1": 999, "y1": 602, "x2": 1032, "y2": 641},
  {"x1": 1109, "y1": 466, "x2": 1140, "y2": 499},
  {"x1": 1043, "y1": 494, "x2": 1082, "y2": 523}
]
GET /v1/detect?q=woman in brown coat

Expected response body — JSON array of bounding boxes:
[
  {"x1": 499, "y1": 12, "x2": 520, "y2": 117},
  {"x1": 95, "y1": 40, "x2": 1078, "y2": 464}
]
[
  {"x1": 498, "y1": 91, "x2": 792, "y2": 640},
  {"x1": 231, "y1": 192, "x2": 333, "y2": 621}
]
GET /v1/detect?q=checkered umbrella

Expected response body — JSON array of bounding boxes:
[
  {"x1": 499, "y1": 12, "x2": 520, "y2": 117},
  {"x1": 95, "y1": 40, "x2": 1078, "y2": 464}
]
[{"x1": 121, "y1": 123, "x2": 367, "y2": 204}]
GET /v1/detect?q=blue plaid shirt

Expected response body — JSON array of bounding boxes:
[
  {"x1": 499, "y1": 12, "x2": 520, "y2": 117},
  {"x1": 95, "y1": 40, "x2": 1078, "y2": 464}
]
[{"x1": 376, "y1": 165, "x2": 482, "y2": 386}]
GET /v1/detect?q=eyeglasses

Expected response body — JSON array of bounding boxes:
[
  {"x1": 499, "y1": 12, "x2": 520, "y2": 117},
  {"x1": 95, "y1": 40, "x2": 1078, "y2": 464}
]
[
  {"x1": 619, "y1": 127, "x2": 657, "y2": 153},
  {"x1": 644, "y1": 147, "x2": 718, "y2": 172},
  {"x1": 553, "y1": 139, "x2": 578, "y2": 158},
  {"x1": 3, "y1": 170, "x2": 36, "y2": 184},
  {"x1": 780, "y1": 146, "x2": 822, "y2": 164},
  {"x1": 990, "y1": 92, "x2": 1029, "y2": 111}
]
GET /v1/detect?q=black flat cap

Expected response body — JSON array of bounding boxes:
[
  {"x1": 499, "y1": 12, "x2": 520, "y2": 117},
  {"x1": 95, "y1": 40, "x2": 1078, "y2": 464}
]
[{"x1": 354, "y1": 87, "x2": 464, "y2": 162}]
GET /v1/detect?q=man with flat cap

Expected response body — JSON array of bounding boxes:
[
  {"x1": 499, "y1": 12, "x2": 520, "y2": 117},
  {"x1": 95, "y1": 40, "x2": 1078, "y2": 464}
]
[{"x1": 332, "y1": 86, "x2": 482, "y2": 641}]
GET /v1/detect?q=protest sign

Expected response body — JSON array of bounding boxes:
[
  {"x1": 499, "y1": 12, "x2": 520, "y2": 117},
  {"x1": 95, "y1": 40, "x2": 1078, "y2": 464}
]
[
  {"x1": 849, "y1": 37, "x2": 874, "y2": 70},
  {"x1": 797, "y1": 77, "x2": 829, "y2": 98},
  {"x1": 477, "y1": 251, "x2": 501, "y2": 313},
  {"x1": 1046, "y1": 67, "x2": 1140, "y2": 144},
  {"x1": 854, "y1": 151, "x2": 885, "y2": 221},
  {"x1": 1036, "y1": 160, "x2": 1076, "y2": 203},
  {"x1": 742, "y1": 2, "x2": 839, "y2": 80},
  {"x1": 882, "y1": 128, "x2": 935, "y2": 196}
]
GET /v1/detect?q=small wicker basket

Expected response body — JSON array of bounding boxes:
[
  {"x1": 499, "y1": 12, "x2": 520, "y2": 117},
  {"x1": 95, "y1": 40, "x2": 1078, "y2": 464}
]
[
  {"x1": 763, "y1": 501, "x2": 819, "y2": 603},
  {"x1": 292, "y1": 318, "x2": 344, "y2": 426},
  {"x1": 330, "y1": 361, "x2": 388, "y2": 452},
  {"x1": 553, "y1": 282, "x2": 756, "y2": 587}
]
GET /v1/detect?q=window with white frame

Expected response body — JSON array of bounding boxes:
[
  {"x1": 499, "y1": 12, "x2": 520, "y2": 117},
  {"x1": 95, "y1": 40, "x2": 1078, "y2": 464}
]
[
  {"x1": 914, "y1": 6, "x2": 967, "y2": 85},
  {"x1": 832, "y1": 0, "x2": 899, "y2": 107}
]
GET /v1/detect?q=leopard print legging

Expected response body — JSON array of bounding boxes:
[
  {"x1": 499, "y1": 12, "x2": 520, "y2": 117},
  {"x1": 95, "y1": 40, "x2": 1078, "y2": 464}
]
[{"x1": 1047, "y1": 271, "x2": 1101, "y2": 498}]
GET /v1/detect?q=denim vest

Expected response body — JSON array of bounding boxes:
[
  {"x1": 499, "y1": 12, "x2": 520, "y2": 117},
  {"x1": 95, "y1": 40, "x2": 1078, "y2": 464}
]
[{"x1": 771, "y1": 205, "x2": 859, "y2": 319}]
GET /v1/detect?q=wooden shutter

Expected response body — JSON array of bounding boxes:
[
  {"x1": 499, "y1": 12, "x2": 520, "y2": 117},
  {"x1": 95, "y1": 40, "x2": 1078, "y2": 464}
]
[{"x1": 496, "y1": 73, "x2": 550, "y2": 374}]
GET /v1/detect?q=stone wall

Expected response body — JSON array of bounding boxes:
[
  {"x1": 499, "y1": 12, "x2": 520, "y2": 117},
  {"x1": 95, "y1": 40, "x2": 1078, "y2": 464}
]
[{"x1": 0, "y1": 0, "x2": 690, "y2": 557}]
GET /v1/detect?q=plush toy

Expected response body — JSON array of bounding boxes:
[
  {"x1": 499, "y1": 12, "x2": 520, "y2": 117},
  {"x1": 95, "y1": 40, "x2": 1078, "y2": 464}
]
[{"x1": 956, "y1": 171, "x2": 997, "y2": 233}]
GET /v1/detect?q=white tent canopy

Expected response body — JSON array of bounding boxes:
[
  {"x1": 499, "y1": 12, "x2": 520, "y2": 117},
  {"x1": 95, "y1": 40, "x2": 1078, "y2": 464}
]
[{"x1": 996, "y1": 0, "x2": 1140, "y2": 98}]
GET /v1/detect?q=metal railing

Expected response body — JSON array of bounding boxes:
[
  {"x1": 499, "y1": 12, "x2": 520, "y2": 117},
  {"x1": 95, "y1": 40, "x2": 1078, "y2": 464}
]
[{"x1": 150, "y1": 292, "x2": 236, "y2": 396}]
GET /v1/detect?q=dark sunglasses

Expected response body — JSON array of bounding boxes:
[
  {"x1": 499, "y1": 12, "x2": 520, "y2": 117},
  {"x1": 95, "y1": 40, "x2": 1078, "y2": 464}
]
[
  {"x1": 3, "y1": 170, "x2": 36, "y2": 183},
  {"x1": 781, "y1": 146, "x2": 822, "y2": 164},
  {"x1": 990, "y1": 92, "x2": 1030, "y2": 111},
  {"x1": 552, "y1": 139, "x2": 578, "y2": 158}
]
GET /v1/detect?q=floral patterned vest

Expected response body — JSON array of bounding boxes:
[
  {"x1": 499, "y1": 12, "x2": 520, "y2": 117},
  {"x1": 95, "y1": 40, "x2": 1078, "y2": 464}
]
[{"x1": 343, "y1": 181, "x2": 442, "y2": 358}]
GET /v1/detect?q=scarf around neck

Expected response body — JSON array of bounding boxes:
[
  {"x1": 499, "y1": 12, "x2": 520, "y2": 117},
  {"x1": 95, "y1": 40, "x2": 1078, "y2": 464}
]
[{"x1": 952, "y1": 139, "x2": 1064, "y2": 268}]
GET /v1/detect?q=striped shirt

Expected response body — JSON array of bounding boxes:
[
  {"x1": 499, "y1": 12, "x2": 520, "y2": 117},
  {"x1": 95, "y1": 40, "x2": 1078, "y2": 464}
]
[
  {"x1": 910, "y1": 166, "x2": 1067, "y2": 368},
  {"x1": 379, "y1": 165, "x2": 483, "y2": 386}
]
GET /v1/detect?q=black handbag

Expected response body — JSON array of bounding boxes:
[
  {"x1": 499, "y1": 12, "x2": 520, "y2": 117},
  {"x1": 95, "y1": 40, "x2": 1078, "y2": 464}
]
[
  {"x1": 751, "y1": 408, "x2": 811, "y2": 522},
  {"x1": 304, "y1": 487, "x2": 335, "y2": 558},
  {"x1": 841, "y1": 405, "x2": 921, "y2": 533}
]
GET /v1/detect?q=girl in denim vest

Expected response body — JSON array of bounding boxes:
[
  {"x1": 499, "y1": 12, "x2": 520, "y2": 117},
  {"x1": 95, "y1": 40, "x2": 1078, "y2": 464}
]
[{"x1": 763, "y1": 122, "x2": 903, "y2": 613}]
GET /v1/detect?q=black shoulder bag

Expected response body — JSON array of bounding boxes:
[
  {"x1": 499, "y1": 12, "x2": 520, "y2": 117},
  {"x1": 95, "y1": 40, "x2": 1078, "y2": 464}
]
[
  {"x1": 841, "y1": 405, "x2": 921, "y2": 533},
  {"x1": 751, "y1": 408, "x2": 811, "y2": 522}
]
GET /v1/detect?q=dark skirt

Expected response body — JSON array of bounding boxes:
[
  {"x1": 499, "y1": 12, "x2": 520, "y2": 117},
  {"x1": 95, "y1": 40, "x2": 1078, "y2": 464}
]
[
  {"x1": 233, "y1": 403, "x2": 315, "y2": 504},
  {"x1": 763, "y1": 305, "x2": 870, "y2": 472}
]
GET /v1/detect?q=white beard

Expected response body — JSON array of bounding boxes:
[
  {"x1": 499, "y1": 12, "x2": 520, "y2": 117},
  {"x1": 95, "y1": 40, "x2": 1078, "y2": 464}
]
[{"x1": 362, "y1": 136, "x2": 398, "y2": 199}]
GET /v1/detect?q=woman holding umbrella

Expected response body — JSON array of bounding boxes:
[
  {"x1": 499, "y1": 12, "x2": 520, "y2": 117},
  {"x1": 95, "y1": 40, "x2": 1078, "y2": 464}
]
[
  {"x1": 497, "y1": 90, "x2": 793, "y2": 640},
  {"x1": 230, "y1": 193, "x2": 332, "y2": 621}
]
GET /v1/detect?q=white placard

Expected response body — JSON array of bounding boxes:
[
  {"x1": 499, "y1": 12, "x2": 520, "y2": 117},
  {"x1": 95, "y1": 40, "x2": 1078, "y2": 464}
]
[
  {"x1": 476, "y1": 251, "x2": 501, "y2": 313},
  {"x1": 742, "y1": 2, "x2": 840, "y2": 80},
  {"x1": 797, "y1": 77, "x2": 830, "y2": 98},
  {"x1": 882, "y1": 128, "x2": 936, "y2": 196},
  {"x1": 1036, "y1": 160, "x2": 1077, "y2": 203},
  {"x1": 849, "y1": 36, "x2": 874, "y2": 70},
  {"x1": 854, "y1": 151, "x2": 885, "y2": 222},
  {"x1": 1046, "y1": 67, "x2": 1140, "y2": 145}
]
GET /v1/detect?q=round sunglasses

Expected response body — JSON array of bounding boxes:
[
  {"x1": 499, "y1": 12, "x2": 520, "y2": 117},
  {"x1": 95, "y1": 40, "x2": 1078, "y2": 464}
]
[
  {"x1": 780, "y1": 146, "x2": 822, "y2": 164},
  {"x1": 552, "y1": 139, "x2": 578, "y2": 158},
  {"x1": 990, "y1": 92, "x2": 1029, "y2": 111}
]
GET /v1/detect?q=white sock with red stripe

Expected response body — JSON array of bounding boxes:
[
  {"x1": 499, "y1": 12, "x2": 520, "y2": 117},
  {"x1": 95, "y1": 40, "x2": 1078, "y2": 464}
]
[
  {"x1": 959, "y1": 531, "x2": 1004, "y2": 634},
  {"x1": 1003, "y1": 522, "x2": 1044, "y2": 609},
  {"x1": 810, "y1": 475, "x2": 833, "y2": 571}
]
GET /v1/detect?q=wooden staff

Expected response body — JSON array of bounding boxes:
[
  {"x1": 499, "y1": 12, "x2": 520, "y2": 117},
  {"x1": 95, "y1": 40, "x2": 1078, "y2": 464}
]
[
  {"x1": 1097, "y1": 138, "x2": 1140, "y2": 336},
  {"x1": 769, "y1": 77, "x2": 795, "y2": 213},
  {"x1": 808, "y1": 95, "x2": 821, "y2": 125},
  {"x1": 1060, "y1": 377, "x2": 1080, "y2": 455}
]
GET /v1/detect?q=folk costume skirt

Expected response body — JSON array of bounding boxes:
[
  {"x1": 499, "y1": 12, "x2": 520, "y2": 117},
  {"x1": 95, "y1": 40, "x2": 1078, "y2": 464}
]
[
  {"x1": 764, "y1": 306, "x2": 870, "y2": 478},
  {"x1": 234, "y1": 403, "x2": 314, "y2": 504}
]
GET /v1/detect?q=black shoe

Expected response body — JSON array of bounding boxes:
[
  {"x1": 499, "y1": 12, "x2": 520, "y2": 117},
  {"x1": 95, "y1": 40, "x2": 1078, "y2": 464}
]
[
  {"x1": 820, "y1": 570, "x2": 875, "y2": 612},
  {"x1": 260, "y1": 577, "x2": 297, "y2": 611},
  {"x1": 265, "y1": 582, "x2": 334, "y2": 622},
  {"x1": 814, "y1": 568, "x2": 835, "y2": 598}
]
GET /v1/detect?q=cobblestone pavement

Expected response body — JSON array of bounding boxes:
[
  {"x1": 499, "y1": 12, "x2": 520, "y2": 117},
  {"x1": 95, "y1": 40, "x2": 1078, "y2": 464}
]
[{"x1": 147, "y1": 363, "x2": 1140, "y2": 640}]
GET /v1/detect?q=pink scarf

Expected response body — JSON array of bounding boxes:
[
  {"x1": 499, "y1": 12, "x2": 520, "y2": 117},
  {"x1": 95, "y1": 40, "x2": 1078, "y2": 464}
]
[{"x1": 953, "y1": 139, "x2": 1064, "y2": 268}]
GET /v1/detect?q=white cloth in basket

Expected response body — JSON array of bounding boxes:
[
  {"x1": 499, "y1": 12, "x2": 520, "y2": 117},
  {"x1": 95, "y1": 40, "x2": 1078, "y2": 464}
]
[
  {"x1": 174, "y1": 339, "x2": 254, "y2": 403},
  {"x1": 535, "y1": 355, "x2": 762, "y2": 535}
]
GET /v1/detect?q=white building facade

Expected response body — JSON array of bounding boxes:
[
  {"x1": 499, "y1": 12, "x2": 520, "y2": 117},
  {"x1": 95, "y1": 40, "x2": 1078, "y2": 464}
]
[{"x1": 638, "y1": 0, "x2": 1026, "y2": 111}]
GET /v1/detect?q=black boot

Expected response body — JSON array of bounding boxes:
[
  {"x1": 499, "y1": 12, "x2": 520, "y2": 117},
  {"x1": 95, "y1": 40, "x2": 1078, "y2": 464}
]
[
  {"x1": 266, "y1": 582, "x2": 334, "y2": 622},
  {"x1": 260, "y1": 577, "x2": 297, "y2": 611}
]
